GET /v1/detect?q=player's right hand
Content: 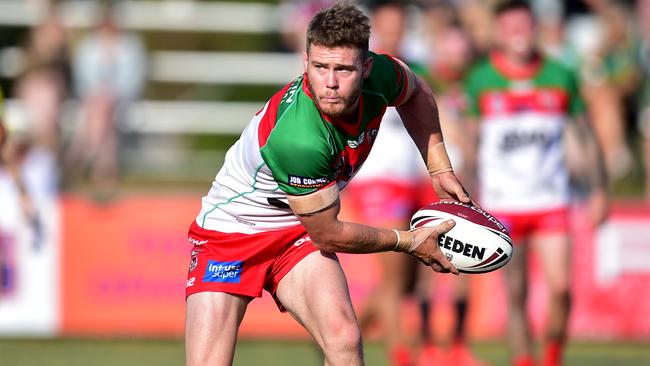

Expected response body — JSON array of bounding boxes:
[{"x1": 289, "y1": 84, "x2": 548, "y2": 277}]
[
  {"x1": 431, "y1": 171, "x2": 475, "y2": 205},
  {"x1": 409, "y1": 220, "x2": 459, "y2": 275}
]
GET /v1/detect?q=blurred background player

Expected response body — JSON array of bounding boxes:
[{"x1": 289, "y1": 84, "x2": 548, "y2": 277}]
[
  {"x1": 348, "y1": 2, "x2": 484, "y2": 366},
  {"x1": 417, "y1": 8, "x2": 485, "y2": 366},
  {"x1": 346, "y1": 2, "x2": 426, "y2": 365},
  {"x1": 463, "y1": 2, "x2": 609, "y2": 366}
]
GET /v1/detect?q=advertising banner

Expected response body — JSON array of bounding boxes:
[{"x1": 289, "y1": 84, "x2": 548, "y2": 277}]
[{"x1": 58, "y1": 196, "x2": 650, "y2": 340}]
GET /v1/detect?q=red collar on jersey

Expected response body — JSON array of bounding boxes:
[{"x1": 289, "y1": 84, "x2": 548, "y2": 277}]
[
  {"x1": 490, "y1": 51, "x2": 542, "y2": 79},
  {"x1": 301, "y1": 73, "x2": 364, "y2": 137}
]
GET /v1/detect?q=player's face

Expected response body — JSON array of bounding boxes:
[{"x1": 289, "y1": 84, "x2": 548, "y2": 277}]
[
  {"x1": 495, "y1": 8, "x2": 535, "y2": 59},
  {"x1": 304, "y1": 45, "x2": 373, "y2": 119}
]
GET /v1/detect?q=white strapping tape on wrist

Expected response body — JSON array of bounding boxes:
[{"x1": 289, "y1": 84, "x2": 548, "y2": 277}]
[{"x1": 427, "y1": 141, "x2": 453, "y2": 176}]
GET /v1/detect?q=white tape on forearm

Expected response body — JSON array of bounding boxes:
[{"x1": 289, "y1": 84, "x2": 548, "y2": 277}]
[{"x1": 288, "y1": 183, "x2": 339, "y2": 215}]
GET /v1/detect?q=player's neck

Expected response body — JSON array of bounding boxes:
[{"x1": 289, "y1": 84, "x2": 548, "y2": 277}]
[
  {"x1": 491, "y1": 50, "x2": 541, "y2": 79},
  {"x1": 339, "y1": 100, "x2": 361, "y2": 122},
  {"x1": 502, "y1": 49, "x2": 536, "y2": 69}
]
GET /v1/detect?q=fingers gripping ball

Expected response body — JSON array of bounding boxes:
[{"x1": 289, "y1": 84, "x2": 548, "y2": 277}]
[{"x1": 410, "y1": 201, "x2": 513, "y2": 273}]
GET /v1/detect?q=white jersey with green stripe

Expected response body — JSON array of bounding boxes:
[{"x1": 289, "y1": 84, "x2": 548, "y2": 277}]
[
  {"x1": 196, "y1": 52, "x2": 411, "y2": 234},
  {"x1": 465, "y1": 53, "x2": 585, "y2": 212}
]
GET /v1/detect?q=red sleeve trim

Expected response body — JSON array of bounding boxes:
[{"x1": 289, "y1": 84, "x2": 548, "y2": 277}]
[{"x1": 388, "y1": 56, "x2": 414, "y2": 106}]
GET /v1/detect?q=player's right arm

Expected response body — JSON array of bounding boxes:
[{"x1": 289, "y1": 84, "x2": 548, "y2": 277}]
[
  {"x1": 260, "y1": 127, "x2": 458, "y2": 273},
  {"x1": 288, "y1": 186, "x2": 458, "y2": 274}
]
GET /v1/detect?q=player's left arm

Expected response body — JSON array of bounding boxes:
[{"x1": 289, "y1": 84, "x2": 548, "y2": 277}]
[
  {"x1": 392, "y1": 59, "x2": 471, "y2": 204},
  {"x1": 568, "y1": 113, "x2": 609, "y2": 226}
]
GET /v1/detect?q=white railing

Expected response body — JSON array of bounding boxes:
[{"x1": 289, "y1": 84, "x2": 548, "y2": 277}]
[
  {"x1": 150, "y1": 51, "x2": 302, "y2": 85},
  {"x1": 4, "y1": 99, "x2": 263, "y2": 135},
  {"x1": 0, "y1": 0, "x2": 282, "y2": 33}
]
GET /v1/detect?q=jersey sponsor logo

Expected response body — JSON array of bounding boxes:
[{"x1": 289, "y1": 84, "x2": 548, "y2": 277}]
[
  {"x1": 281, "y1": 76, "x2": 302, "y2": 105},
  {"x1": 203, "y1": 260, "x2": 244, "y2": 283},
  {"x1": 235, "y1": 216, "x2": 256, "y2": 226},
  {"x1": 479, "y1": 89, "x2": 569, "y2": 116},
  {"x1": 438, "y1": 234, "x2": 486, "y2": 260},
  {"x1": 293, "y1": 236, "x2": 312, "y2": 247},
  {"x1": 347, "y1": 131, "x2": 365, "y2": 148},
  {"x1": 186, "y1": 277, "x2": 195, "y2": 288},
  {"x1": 288, "y1": 174, "x2": 329, "y2": 189},
  {"x1": 499, "y1": 131, "x2": 558, "y2": 152},
  {"x1": 189, "y1": 249, "x2": 200, "y2": 272},
  {"x1": 188, "y1": 236, "x2": 208, "y2": 246},
  {"x1": 510, "y1": 79, "x2": 533, "y2": 91}
]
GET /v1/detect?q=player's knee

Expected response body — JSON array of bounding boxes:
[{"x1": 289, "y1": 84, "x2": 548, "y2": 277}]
[
  {"x1": 321, "y1": 314, "x2": 362, "y2": 355},
  {"x1": 507, "y1": 280, "x2": 527, "y2": 307},
  {"x1": 549, "y1": 283, "x2": 571, "y2": 306}
]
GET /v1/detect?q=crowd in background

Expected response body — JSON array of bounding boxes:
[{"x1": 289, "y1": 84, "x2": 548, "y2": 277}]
[
  {"x1": 1, "y1": 0, "x2": 145, "y2": 201},
  {"x1": 3, "y1": 0, "x2": 650, "y2": 198},
  {"x1": 1, "y1": 0, "x2": 145, "y2": 300},
  {"x1": 282, "y1": 0, "x2": 650, "y2": 201}
]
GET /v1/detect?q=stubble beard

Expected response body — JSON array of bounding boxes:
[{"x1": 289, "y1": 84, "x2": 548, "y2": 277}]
[{"x1": 308, "y1": 83, "x2": 362, "y2": 119}]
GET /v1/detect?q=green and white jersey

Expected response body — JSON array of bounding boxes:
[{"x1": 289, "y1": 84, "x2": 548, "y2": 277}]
[
  {"x1": 465, "y1": 52, "x2": 585, "y2": 212},
  {"x1": 196, "y1": 52, "x2": 412, "y2": 233}
]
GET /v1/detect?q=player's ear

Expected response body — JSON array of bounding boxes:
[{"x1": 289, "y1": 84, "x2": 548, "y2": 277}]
[
  {"x1": 303, "y1": 50, "x2": 309, "y2": 72},
  {"x1": 362, "y1": 55, "x2": 373, "y2": 79}
]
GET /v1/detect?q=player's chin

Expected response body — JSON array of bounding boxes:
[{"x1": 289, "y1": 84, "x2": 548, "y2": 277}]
[{"x1": 318, "y1": 103, "x2": 346, "y2": 118}]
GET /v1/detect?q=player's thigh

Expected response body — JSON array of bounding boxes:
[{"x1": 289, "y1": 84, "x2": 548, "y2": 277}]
[
  {"x1": 531, "y1": 232, "x2": 571, "y2": 293},
  {"x1": 275, "y1": 250, "x2": 359, "y2": 345},
  {"x1": 185, "y1": 292, "x2": 250, "y2": 356}
]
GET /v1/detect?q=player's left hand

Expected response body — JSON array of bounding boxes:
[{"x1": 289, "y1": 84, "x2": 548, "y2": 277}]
[
  {"x1": 431, "y1": 171, "x2": 473, "y2": 205},
  {"x1": 587, "y1": 187, "x2": 609, "y2": 228}
]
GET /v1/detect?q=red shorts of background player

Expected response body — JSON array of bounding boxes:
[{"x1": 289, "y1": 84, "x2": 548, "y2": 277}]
[
  {"x1": 185, "y1": 221, "x2": 319, "y2": 310},
  {"x1": 346, "y1": 179, "x2": 434, "y2": 223},
  {"x1": 491, "y1": 207, "x2": 570, "y2": 243}
]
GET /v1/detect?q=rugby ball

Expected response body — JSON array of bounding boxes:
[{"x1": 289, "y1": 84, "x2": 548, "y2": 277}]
[{"x1": 410, "y1": 201, "x2": 513, "y2": 274}]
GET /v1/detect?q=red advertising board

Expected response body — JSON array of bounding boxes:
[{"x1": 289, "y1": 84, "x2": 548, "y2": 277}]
[{"x1": 60, "y1": 195, "x2": 650, "y2": 340}]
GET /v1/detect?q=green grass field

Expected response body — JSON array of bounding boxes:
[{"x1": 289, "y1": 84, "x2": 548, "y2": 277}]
[{"x1": 1, "y1": 338, "x2": 650, "y2": 366}]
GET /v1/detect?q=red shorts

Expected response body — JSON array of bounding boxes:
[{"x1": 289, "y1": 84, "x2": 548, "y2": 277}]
[
  {"x1": 491, "y1": 207, "x2": 570, "y2": 243},
  {"x1": 185, "y1": 221, "x2": 319, "y2": 309},
  {"x1": 346, "y1": 179, "x2": 435, "y2": 223}
]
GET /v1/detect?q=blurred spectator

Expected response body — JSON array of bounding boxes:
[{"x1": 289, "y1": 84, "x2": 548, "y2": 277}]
[
  {"x1": 408, "y1": 0, "x2": 458, "y2": 65},
  {"x1": 636, "y1": 0, "x2": 650, "y2": 199},
  {"x1": 65, "y1": 3, "x2": 146, "y2": 195},
  {"x1": 564, "y1": 0, "x2": 635, "y2": 182},
  {"x1": 14, "y1": 1, "x2": 70, "y2": 154},
  {"x1": 0, "y1": 87, "x2": 40, "y2": 233},
  {"x1": 279, "y1": 0, "x2": 335, "y2": 53},
  {"x1": 1, "y1": 87, "x2": 38, "y2": 296},
  {"x1": 453, "y1": 0, "x2": 495, "y2": 55}
]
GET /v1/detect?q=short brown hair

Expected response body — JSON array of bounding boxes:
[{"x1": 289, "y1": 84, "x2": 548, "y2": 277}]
[
  {"x1": 306, "y1": 3, "x2": 371, "y2": 55},
  {"x1": 494, "y1": 0, "x2": 532, "y2": 17}
]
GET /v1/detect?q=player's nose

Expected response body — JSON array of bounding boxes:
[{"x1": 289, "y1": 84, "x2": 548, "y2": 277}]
[{"x1": 326, "y1": 71, "x2": 338, "y2": 89}]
